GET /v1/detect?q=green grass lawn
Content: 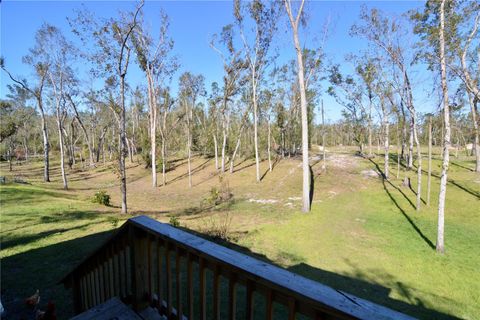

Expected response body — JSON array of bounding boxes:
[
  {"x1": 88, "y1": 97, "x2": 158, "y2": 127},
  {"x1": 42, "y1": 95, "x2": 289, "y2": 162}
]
[
  {"x1": 1, "y1": 149, "x2": 479, "y2": 319},
  {"x1": 0, "y1": 183, "x2": 126, "y2": 318}
]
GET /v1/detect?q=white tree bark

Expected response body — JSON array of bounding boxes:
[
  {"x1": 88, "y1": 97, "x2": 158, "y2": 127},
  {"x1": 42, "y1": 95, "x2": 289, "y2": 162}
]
[
  {"x1": 268, "y1": 120, "x2": 272, "y2": 172},
  {"x1": 213, "y1": 133, "x2": 219, "y2": 171},
  {"x1": 285, "y1": 0, "x2": 310, "y2": 212},
  {"x1": 437, "y1": 0, "x2": 450, "y2": 254},
  {"x1": 252, "y1": 77, "x2": 261, "y2": 182},
  {"x1": 427, "y1": 116, "x2": 432, "y2": 206},
  {"x1": 50, "y1": 73, "x2": 68, "y2": 190}
]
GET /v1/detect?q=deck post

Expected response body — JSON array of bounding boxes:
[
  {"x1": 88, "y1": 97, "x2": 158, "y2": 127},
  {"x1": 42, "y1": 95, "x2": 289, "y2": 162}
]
[
  {"x1": 129, "y1": 225, "x2": 150, "y2": 311},
  {"x1": 72, "y1": 274, "x2": 83, "y2": 314}
]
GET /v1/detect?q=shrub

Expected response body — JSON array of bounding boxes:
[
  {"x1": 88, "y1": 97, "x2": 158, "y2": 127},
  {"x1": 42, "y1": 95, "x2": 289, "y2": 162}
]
[
  {"x1": 204, "y1": 175, "x2": 233, "y2": 206},
  {"x1": 108, "y1": 216, "x2": 119, "y2": 228},
  {"x1": 200, "y1": 212, "x2": 232, "y2": 241},
  {"x1": 92, "y1": 190, "x2": 110, "y2": 206},
  {"x1": 169, "y1": 216, "x2": 180, "y2": 227}
]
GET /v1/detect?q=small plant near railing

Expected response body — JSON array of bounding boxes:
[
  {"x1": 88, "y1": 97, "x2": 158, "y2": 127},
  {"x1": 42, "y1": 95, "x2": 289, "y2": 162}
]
[
  {"x1": 92, "y1": 190, "x2": 111, "y2": 206},
  {"x1": 169, "y1": 216, "x2": 180, "y2": 227},
  {"x1": 200, "y1": 212, "x2": 232, "y2": 241},
  {"x1": 108, "y1": 216, "x2": 119, "y2": 228}
]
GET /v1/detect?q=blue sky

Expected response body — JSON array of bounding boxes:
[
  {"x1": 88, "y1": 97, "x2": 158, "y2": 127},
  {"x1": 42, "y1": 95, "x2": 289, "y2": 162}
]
[{"x1": 0, "y1": 0, "x2": 434, "y2": 123}]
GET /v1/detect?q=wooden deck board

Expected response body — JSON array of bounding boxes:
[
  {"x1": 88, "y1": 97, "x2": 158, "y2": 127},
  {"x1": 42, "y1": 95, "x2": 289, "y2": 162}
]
[{"x1": 70, "y1": 297, "x2": 142, "y2": 320}]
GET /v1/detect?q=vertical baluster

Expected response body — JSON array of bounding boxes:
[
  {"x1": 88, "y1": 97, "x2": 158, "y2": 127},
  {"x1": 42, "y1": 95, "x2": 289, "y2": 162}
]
[
  {"x1": 199, "y1": 257, "x2": 206, "y2": 320},
  {"x1": 157, "y1": 238, "x2": 164, "y2": 311},
  {"x1": 72, "y1": 274, "x2": 82, "y2": 314},
  {"x1": 123, "y1": 236, "x2": 130, "y2": 297},
  {"x1": 97, "y1": 257, "x2": 105, "y2": 303},
  {"x1": 114, "y1": 243, "x2": 120, "y2": 297},
  {"x1": 89, "y1": 269, "x2": 96, "y2": 306},
  {"x1": 86, "y1": 268, "x2": 92, "y2": 307},
  {"x1": 246, "y1": 280, "x2": 254, "y2": 320},
  {"x1": 213, "y1": 265, "x2": 221, "y2": 320},
  {"x1": 176, "y1": 247, "x2": 183, "y2": 319},
  {"x1": 103, "y1": 259, "x2": 110, "y2": 300},
  {"x1": 131, "y1": 227, "x2": 149, "y2": 311},
  {"x1": 166, "y1": 242, "x2": 173, "y2": 317},
  {"x1": 118, "y1": 246, "x2": 123, "y2": 298},
  {"x1": 228, "y1": 275, "x2": 237, "y2": 320},
  {"x1": 94, "y1": 266, "x2": 100, "y2": 305},
  {"x1": 148, "y1": 236, "x2": 153, "y2": 301},
  {"x1": 81, "y1": 275, "x2": 88, "y2": 310},
  {"x1": 187, "y1": 253, "x2": 194, "y2": 320},
  {"x1": 118, "y1": 242, "x2": 126, "y2": 298},
  {"x1": 265, "y1": 289, "x2": 273, "y2": 320},
  {"x1": 108, "y1": 245, "x2": 115, "y2": 298},
  {"x1": 287, "y1": 298, "x2": 295, "y2": 320}
]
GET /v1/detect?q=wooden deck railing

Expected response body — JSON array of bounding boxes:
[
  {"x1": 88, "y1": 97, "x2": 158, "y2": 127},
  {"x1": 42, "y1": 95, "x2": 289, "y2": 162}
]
[{"x1": 62, "y1": 215, "x2": 414, "y2": 320}]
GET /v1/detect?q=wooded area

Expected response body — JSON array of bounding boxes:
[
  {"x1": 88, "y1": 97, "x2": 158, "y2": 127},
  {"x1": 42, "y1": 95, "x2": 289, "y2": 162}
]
[{"x1": 1, "y1": 0, "x2": 478, "y2": 258}]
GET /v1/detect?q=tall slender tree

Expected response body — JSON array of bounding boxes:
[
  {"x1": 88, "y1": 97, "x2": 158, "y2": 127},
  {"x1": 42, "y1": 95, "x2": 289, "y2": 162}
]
[
  {"x1": 284, "y1": 0, "x2": 310, "y2": 212},
  {"x1": 234, "y1": 0, "x2": 279, "y2": 182}
]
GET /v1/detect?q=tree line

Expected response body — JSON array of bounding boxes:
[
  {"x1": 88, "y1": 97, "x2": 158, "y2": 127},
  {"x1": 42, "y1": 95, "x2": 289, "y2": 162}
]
[{"x1": 1, "y1": 0, "x2": 478, "y2": 254}]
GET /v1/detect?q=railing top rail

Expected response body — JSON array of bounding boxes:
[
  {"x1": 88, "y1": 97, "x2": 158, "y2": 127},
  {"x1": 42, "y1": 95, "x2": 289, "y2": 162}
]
[
  {"x1": 61, "y1": 216, "x2": 415, "y2": 320},
  {"x1": 129, "y1": 215, "x2": 415, "y2": 320}
]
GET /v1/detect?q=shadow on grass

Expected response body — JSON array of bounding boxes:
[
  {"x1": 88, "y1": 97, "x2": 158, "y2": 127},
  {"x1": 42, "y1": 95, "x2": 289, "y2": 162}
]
[
  {"x1": 1, "y1": 229, "x2": 115, "y2": 320},
  {"x1": 259, "y1": 157, "x2": 281, "y2": 182},
  {"x1": 381, "y1": 179, "x2": 435, "y2": 250},
  {"x1": 2, "y1": 222, "x2": 461, "y2": 320},
  {"x1": 165, "y1": 158, "x2": 211, "y2": 185},
  {"x1": 1, "y1": 223, "x2": 94, "y2": 250},
  {"x1": 0, "y1": 185, "x2": 76, "y2": 206},
  {"x1": 287, "y1": 262, "x2": 459, "y2": 320},
  {"x1": 201, "y1": 234, "x2": 458, "y2": 320},
  {"x1": 412, "y1": 164, "x2": 480, "y2": 200},
  {"x1": 368, "y1": 159, "x2": 417, "y2": 210},
  {"x1": 367, "y1": 159, "x2": 434, "y2": 250},
  {"x1": 449, "y1": 160, "x2": 474, "y2": 172}
]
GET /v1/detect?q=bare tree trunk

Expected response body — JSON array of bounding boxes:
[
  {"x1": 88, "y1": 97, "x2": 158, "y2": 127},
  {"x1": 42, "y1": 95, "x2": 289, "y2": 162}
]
[
  {"x1": 408, "y1": 122, "x2": 414, "y2": 169},
  {"x1": 185, "y1": 98, "x2": 192, "y2": 188},
  {"x1": 23, "y1": 135, "x2": 29, "y2": 162},
  {"x1": 187, "y1": 136, "x2": 192, "y2": 188},
  {"x1": 396, "y1": 122, "x2": 400, "y2": 179},
  {"x1": 161, "y1": 139, "x2": 167, "y2": 186},
  {"x1": 147, "y1": 72, "x2": 157, "y2": 187},
  {"x1": 427, "y1": 115, "x2": 432, "y2": 206},
  {"x1": 120, "y1": 74, "x2": 128, "y2": 214},
  {"x1": 50, "y1": 73, "x2": 68, "y2": 190},
  {"x1": 7, "y1": 145, "x2": 12, "y2": 172},
  {"x1": 57, "y1": 116, "x2": 68, "y2": 190},
  {"x1": 68, "y1": 95, "x2": 95, "y2": 166},
  {"x1": 468, "y1": 93, "x2": 480, "y2": 172},
  {"x1": 102, "y1": 140, "x2": 106, "y2": 165},
  {"x1": 368, "y1": 97, "x2": 373, "y2": 157},
  {"x1": 414, "y1": 122, "x2": 422, "y2": 211},
  {"x1": 126, "y1": 137, "x2": 134, "y2": 163},
  {"x1": 230, "y1": 133, "x2": 242, "y2": 174},
  {"x1": 268, "y1": 120, "x2": 272, "y2": 172},
  {"x1": 285, "y1": 0, "x2": 310, "y2": 212},
  {"x1": 383, "y1": 108, "x2": 389, "y2": 179},
  {"x1": 221, "y1": 113, "x2": 228, "y2": 173},
  {"x1": 401, "y1": 105, "x2": 407, "y2": 161},
  {"x1": 253, "y1": 80, "x2": 261, "y2": 182},
  {"x1": 39, "y1": 105, "x2": 50, "y2": 182},
  {"x1": 322, "y1": 100, "x2": 326, "y2": 171},
  {"x1": 437, "y1": 0, "x2": 449, "y2": 254},
  {"x1": 213, "y1": 133, "x2": 219, "y2": 171}
]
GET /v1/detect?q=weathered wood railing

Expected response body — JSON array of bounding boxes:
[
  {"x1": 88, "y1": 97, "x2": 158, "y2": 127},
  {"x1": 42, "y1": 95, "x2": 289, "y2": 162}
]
[{"x1": 62, "y1": 216, "x2": 414, "y2": 320}]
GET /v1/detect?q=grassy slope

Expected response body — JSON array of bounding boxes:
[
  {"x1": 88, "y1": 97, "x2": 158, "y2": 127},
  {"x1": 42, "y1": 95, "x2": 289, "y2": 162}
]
[{"x1": 0, "y1": 148, "x2": 479, "y2": 319}]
